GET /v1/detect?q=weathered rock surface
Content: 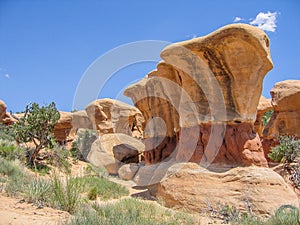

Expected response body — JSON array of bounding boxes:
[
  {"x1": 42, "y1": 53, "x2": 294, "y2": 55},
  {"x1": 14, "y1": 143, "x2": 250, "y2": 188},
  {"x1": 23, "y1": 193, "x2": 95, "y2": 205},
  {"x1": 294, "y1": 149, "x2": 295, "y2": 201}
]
[
  {"x1": 263, "y1": 80, "x2": 300, "y2": 156},
  {"x1": 85, "y1": 98, "x2": 144, "y2": 138},
  {"x1": 87, "y1": 133, "x2": 144, "y2": 174},
  {"x1": 118, "y1": 163, "x2": 140, "y2": 180},
  {"x1": 150, "y1": 163, "x2": 299, "y2": 215},
  {"x1": 254, "y1": 96, "x2": 272, "y2": 137},
  {"x1": 72, "y1": 110, "x2": 93, "y2": 130},
  {"x1": 54, "y1": 112, "x2": 74, "y2": 143},
  {"x1": 0, "y1": 100, "x2": 16, "y2": 125},
  {"x1": 125, "y1": 24, "x2": 273, "y2": 167}
]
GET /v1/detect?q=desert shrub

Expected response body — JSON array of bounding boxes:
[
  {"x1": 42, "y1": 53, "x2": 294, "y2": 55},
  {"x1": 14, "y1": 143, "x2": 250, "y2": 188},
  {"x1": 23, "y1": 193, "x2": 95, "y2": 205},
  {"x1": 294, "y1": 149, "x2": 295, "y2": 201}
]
[
  {"x1": 46, "y1": 145, "x2": 71, "y2": 174},
  {"x1": 266, "y1": 205, "x2": 300, "y2": 225},
  {"x1": 24, "y1": 177, "x2": 51, "y2": 205},
  {"x1": 84, "y1": 164, "x2": 108, "y2": 178},
  {"x1": 70, "y1": 129, "x2": 97, "y2": 162},
  {"x1": 64, "y1": 198, "x2": 198, "y2": 225},
  {"x1": 0, "y1": 139, "x2": 26, "y2": 162},
  {"x1": 87, "y1": 186, "x2": 98, "y2": 200},
  {"x1": 12, "y1": 102, "x2": 60, "y2": 165},
  {"x1": 268, "y1": 135, "x2": 300, "y2": 163},
  {"x1": 0, "y1": 124, "x2": 15, "y2": 141},
  {"x1": 262, "y1": 110, "x2": 273, "y2": 126},
  {"x1": 50, "y1": 173, "x2": 82, "y2": 214},
  {"x1": 70, "y1": 176, "x2": 129, "y2": 200}
]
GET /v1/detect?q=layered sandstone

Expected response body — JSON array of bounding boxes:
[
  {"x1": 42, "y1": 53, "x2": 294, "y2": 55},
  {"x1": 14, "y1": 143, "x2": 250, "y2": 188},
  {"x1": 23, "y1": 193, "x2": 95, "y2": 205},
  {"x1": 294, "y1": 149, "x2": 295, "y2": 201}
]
[
  {"x1": 85, "y1": 98, "x2": 144, "y2": 138},
  {"x1": 263, "y1": 80, "x2": 300, "y2": 155},
  {"x1": 150, "y1": 163, "x2": 299, "y2": 215},
  {"x1": 54, "y1": 112, "x2": 74, "y2": 143},
  {"x1": 125, "y1": 24, "x2": 273, "y2": 167}
]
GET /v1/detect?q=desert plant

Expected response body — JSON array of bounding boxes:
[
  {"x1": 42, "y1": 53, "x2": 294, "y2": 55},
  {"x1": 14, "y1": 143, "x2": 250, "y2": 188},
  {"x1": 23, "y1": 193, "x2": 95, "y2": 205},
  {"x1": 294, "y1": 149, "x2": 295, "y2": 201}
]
[
  {"x1": 46, "y1": 145, "x2": 71, "y2": 174},
  {"x1": 87, "y1": 186, "x2": 98, "y2": 200},
  {"x1": 0, "y1": 124, "x2": 15, "y2": 141},
  {"x1": 64, "y1": 198, "x2": 198, "y2": 225},
  {"x1": 70, "y1": 129, "x2": 97, "y2": 162},
  {"x1": 24, "y1": 177, "x2": 51, "y2": 205},
  {"x1": 50, "y1": 173, "x2": 82, "y2": 214},
  {"x1": 266, "y1": 205, "x2": 300, "y2": 225},
  {"x1": 0, "y1": 139, "x2": 26, "y2": 162},
  {"x1": 12, "y1": 102, "x2": 60, "y2": 165},
  {"x1": 268, "y1": 135, "x2": 300, "y2": 163},
  {"x1": 262, "y1": 110, "x2": 273, "y2": 126},
  {"x1": 70, "y1": 176, "x2": 129, "y2": 200}
]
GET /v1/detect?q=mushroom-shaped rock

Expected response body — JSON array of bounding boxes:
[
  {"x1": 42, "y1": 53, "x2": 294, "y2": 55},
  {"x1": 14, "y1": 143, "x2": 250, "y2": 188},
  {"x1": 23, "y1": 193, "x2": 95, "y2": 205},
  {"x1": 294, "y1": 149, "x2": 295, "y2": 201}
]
[{"x1": 125, "y1": 24, "x2": 272, "y2": 167}]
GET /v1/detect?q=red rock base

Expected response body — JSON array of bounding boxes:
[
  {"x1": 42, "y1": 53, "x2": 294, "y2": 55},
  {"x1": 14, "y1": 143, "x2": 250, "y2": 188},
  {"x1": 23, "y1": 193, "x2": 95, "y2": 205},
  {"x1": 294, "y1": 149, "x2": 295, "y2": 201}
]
[{"x1": 144, "y1": 122, "x2": 268, "y2": 167}]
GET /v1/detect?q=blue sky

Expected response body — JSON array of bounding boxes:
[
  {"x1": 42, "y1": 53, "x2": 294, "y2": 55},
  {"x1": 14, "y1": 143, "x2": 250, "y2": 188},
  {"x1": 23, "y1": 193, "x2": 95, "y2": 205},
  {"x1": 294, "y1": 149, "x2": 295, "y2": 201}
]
[{"x1": 0, "y1": 0, "x2": 299, "y2": 112}]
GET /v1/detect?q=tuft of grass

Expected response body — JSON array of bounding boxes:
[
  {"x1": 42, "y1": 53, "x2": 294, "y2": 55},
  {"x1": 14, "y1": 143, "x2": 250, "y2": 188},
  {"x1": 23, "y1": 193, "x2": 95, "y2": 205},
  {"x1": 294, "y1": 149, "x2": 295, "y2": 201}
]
[
  {"x1": 50, "y1": 173, "x2": 82, "y2": 214},
  {"x1": 266, "y1": 205, "x2": 300, "y2": 225},
  {"x1": 24, "y1": 177, "x2": 51, "y2": 205},
  {"x1": 64, "y1": 198, "x2": 199, "y2": 225}
]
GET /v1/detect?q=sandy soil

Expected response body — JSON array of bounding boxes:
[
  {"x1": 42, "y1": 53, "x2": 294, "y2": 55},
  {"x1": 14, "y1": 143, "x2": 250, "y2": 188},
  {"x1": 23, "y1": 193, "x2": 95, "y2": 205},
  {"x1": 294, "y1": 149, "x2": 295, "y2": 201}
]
[{"x1": 0, "y1": 195, "x2": 70, "y2": 225}]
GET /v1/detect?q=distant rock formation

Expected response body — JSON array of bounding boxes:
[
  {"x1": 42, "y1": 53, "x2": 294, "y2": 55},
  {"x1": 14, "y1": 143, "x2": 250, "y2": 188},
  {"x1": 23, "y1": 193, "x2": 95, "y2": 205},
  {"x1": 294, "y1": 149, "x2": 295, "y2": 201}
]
[
  {"x1": 85, "y1": 98, "x2": 144, "y2": 138},
  {"x1": 263, "y1": 80, "x2": 300, "y2": 156},
  {"x1": 254, "y1": 96, "x2": 272, "y2": 137},
  {"x1": 0, "y1": 99, "x2": 16, "y2": 125},
  {"x1": 125, "y1": 24, "x2": 273, "y2": 167}
]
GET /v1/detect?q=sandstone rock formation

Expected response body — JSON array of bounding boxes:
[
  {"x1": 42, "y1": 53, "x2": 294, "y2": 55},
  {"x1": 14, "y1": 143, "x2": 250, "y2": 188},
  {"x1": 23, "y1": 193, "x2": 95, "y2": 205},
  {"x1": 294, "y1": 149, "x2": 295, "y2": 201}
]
[
  {"x1": 150, "y1": 163, "x2": 299, "y2": 215},
  {"x1": 263, "y1": 80, "x2": 300, "y2": 155},
  {"x1": 54, "y1": 112, "x2": 74, "y2": 143},
  {"x1": 85, "y1": 98, "x2": 144, "y2": 138},
  {"x1": 87, "y1": 133, "x2": 144, "y2": 174},
  {"x1": 72, "y1": 110, "x2": 93, "y2": 130},
  {"x1": 254, "y1": 96, "x2": 272, "y2": 137},
  {"x1": 0, "y1": 99, "x2": 16, "y2": 125},
  {"x1": 125, "y1": 24, "x2": 273, "y2": 167}
]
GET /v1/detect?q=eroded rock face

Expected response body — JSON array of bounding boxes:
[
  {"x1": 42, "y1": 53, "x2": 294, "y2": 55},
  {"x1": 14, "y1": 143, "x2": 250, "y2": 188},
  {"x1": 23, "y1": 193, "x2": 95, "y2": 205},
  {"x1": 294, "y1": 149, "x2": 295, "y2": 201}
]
[
  {"x1": 54, "y1": 112, "x2": 74, "y2": 143},
  {"x1": 254, "y1": 96, "x2": 272, "y2": 137},
  {"x1": 125, "y1": 24, "x2": 273, "y2": 167},
  {"x1": 87, "y1": 133, "x2": 145, "y2": 174},
  {"x1": 263, "y1": 80, "x2": 300, "y2": 156},
  {"x1": 72, "y1": 110, "x2": 93, "y2": 130},
  {"x1": 0, "y1": 99, "x2": 16, "y2": 125},
  {"x1": 151, "y1": 163, "x2": 299, "y2": 215},
  {"x1": 85, "y1": 98, "x2": 144, "y2": 138}
]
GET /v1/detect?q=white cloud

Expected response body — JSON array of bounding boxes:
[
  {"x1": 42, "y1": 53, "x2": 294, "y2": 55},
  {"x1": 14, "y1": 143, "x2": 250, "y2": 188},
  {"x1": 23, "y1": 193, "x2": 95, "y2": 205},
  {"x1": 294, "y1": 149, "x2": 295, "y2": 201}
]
[
  {"x1": 4, "y1": 74, "x2": 10, "y2": 78},
  {"x1": 234, "y1": 17, "x2": 243, "y2": 22},
  {"x1": 250, "y1": 11, "x2": 278, "y2": 32}
]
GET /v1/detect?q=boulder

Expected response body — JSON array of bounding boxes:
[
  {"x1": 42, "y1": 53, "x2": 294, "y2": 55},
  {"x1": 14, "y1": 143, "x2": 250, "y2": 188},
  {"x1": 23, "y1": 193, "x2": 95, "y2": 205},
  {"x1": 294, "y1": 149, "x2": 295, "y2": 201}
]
[
  {"x1": 0, "y1": 99, "x2": 15, "y2": 125},
  {"x1": 54, "y1": 112, "x2": 74, "y2": 143},
  {"x1": 118, "y1": 163, "x2": 140, "y2": 180},
  {"x1": 125, "y1": 24, "x2": 272, "y2": 167},
  {"x1": 87, "y1": 133, "x2": 144, "y2": 174},
  {"x1": 263, "y1": 80, "x2": 300, "y2": 156},
  {"x1": 150, "y1": 163, "x2": 299, "y2": 215},
  {"x1": 85, "y1": 98, "x2": 144, "y2": 138},
  {"x1": 254, "y1": 96, "x2": 272, "y2": 137}
]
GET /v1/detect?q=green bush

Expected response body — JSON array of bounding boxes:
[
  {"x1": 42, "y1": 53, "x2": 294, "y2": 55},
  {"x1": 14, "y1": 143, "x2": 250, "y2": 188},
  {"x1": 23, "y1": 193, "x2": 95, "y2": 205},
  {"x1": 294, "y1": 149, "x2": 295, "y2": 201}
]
[
  {"x1": 268, "y1": 136, "x2": 300, "y2": 163},
  {"x1": 0, "y1": 139, "x2": 26, "y2": 162},
  {"x1": 266, "y1": 205, "x2": 300, "y2": 225},
  {"x1": 46, "y1": 145, "x2": 71, "y2": 174},
  {"x1": 87, "y1": 186, "x2": 98, "y2": 200},
  {"x1": 0, "y1": 124, "x2": 15, "y2": 141},
  {"x1": 262, "y1": 110, "x2": 273, "y2": 126}
]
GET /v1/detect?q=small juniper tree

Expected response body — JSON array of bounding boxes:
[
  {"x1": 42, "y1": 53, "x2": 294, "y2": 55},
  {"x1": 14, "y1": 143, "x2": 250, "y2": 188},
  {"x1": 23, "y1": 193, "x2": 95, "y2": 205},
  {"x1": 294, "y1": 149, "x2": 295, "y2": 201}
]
[{"x1": 13, "y1": 102, "x2": 60, "y2": 165}]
